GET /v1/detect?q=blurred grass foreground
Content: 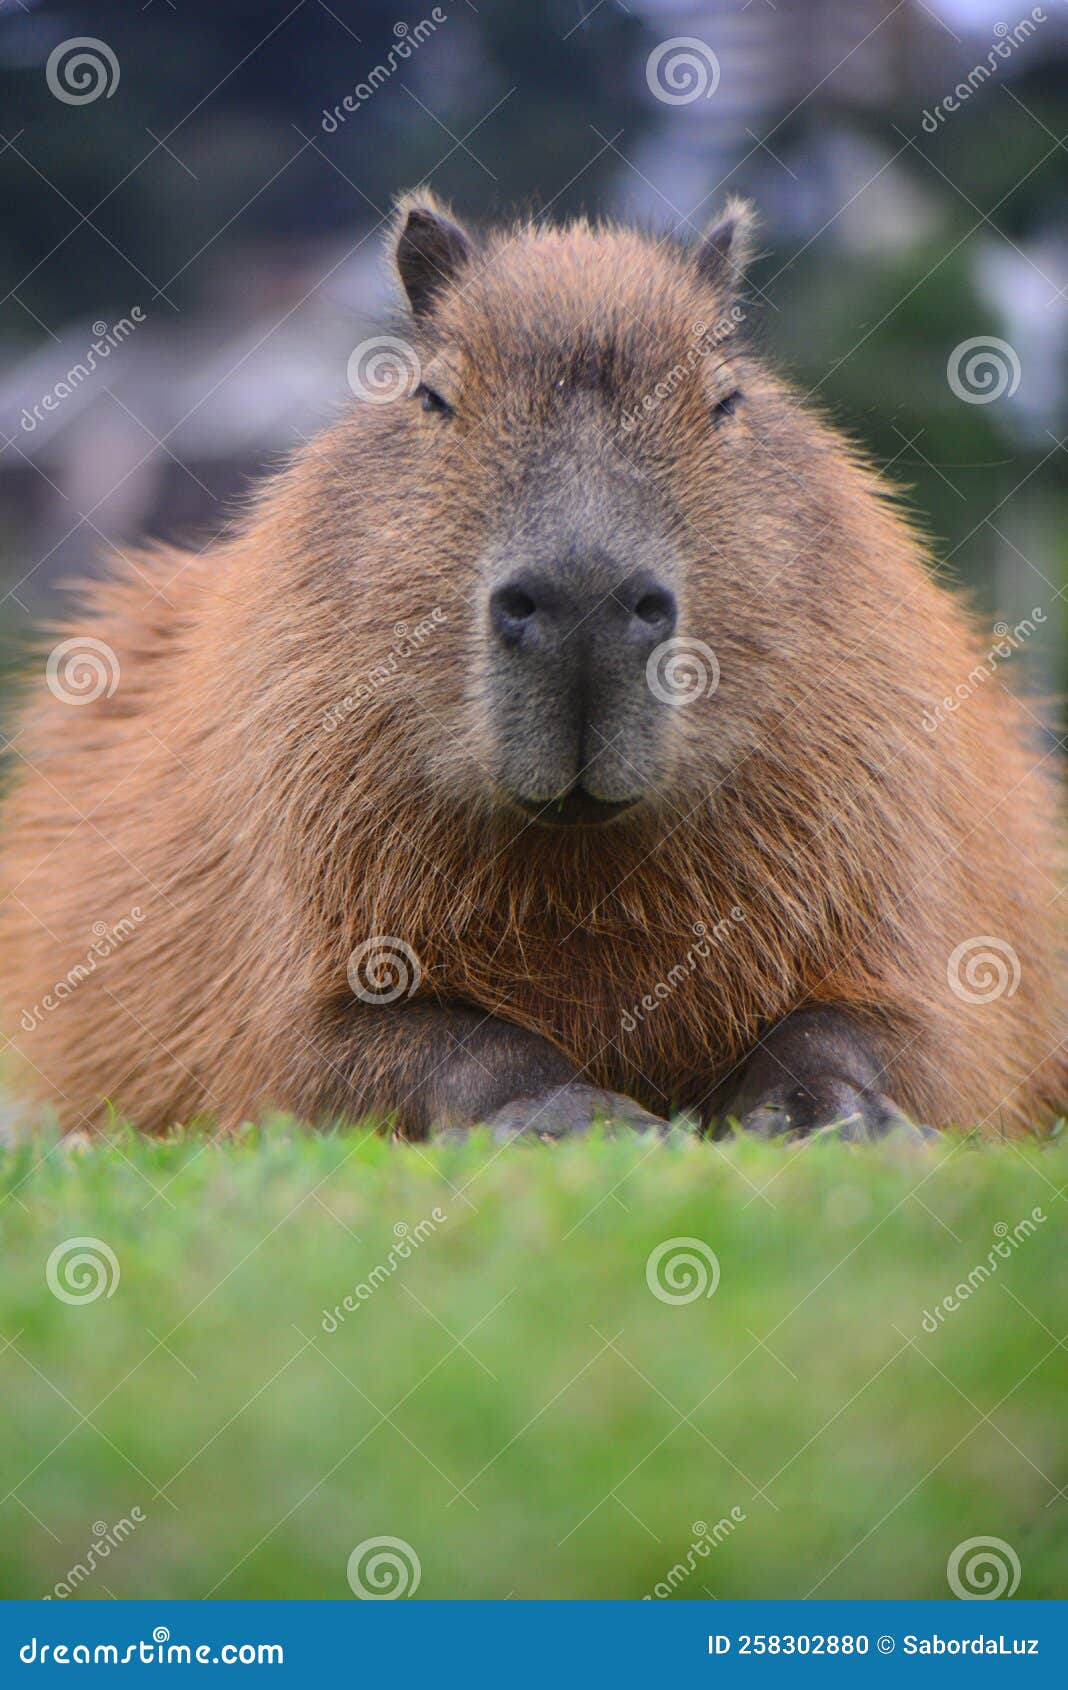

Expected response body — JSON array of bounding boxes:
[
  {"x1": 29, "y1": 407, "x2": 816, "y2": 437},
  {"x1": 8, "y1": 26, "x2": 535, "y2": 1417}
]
[{"x1": 1, "y1": 1127, "x2": 1065, "y2": 1599}]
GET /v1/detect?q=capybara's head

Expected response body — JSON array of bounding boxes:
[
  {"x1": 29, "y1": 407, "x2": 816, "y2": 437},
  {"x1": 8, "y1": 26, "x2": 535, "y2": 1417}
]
[{"x1": 316, "y1": 191, "x2": 834, "y2": 831}]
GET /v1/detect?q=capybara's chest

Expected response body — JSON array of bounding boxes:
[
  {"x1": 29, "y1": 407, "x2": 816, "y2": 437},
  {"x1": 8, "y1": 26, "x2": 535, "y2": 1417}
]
[{"x1": 422, "y1": 904, "x2": 756, "y2": 1111}]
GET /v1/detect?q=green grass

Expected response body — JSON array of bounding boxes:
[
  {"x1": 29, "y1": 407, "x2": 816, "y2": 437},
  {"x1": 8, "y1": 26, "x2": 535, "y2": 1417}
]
[{"x1": 1, "y1": 1123, "x2": 1066, "y2": 1600}]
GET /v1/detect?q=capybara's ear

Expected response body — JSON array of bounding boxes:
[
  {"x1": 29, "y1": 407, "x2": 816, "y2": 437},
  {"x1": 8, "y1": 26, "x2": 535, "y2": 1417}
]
[
  {"x1": 393, "y1": 189, "x2": 474, "y2": 316},
  {"x1": 696, "y1": 196, "x2": 757, "y2": 290}
]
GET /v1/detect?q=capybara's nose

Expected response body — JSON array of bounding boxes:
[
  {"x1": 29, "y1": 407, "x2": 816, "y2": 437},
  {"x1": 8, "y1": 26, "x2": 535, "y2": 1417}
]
[{"x1": 489, "y1": 567, "x2": 677, "y2": 654}]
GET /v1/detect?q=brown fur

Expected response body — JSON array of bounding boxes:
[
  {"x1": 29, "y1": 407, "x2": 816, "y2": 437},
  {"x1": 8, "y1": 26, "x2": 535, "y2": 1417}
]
[{"x1": 1, "y1": 198, "x2": 1065, "y2": 1136}]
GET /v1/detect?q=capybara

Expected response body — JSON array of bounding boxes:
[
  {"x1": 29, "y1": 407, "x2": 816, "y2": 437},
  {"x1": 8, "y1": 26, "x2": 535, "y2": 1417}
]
[{"x1": 1, "y1": 192, "x2": 1065, "y2": 1141}]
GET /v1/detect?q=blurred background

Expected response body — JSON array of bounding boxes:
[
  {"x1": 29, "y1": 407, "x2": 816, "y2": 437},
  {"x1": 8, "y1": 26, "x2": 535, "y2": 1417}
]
[{"x1": 0, "y1": 0, "x2": 1065, "y2": 713}]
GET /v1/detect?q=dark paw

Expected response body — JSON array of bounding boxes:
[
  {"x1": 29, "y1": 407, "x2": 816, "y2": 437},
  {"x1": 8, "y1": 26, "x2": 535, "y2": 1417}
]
[
  {"x1": 480, "y1": 1082, "x2": 670, "y2": 1143},
  {"x1": 736, "y1": 1075, "x2": 938, "y2": 1149}
]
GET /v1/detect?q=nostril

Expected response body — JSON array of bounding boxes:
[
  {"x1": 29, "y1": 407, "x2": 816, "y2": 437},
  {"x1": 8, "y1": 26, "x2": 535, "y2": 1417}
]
[
  {"x1": 632, "y1": 587, "x2": 677, "y2": 632},
  {"x1": 496, "y1": 586, "x2": 536, "y2": 622},
  {"x1": 490, "y1": 582, "x2": 539, "y2": 648}
]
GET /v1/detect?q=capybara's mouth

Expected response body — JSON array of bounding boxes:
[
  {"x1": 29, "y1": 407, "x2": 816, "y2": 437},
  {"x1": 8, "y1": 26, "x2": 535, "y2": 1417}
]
[{"x1": 516, "y1": 785, "x2": 639, "y2": 828}]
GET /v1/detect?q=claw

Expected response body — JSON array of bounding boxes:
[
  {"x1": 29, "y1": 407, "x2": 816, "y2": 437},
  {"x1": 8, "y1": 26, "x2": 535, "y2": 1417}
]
[{"x1": 738, "y1": 1078, "x2": 939, "y2": 1150}]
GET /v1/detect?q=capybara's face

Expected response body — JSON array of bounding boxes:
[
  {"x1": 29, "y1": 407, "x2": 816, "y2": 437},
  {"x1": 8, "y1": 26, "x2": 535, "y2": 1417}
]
[{"x1": 340, "y1": 195, "x2": 779, "y2": 828}]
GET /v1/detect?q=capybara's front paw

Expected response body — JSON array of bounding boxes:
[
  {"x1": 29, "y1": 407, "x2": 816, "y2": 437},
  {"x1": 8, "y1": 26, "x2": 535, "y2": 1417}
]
[
  {"x1": 737, "y1": 1076, "x2": 938, "y2": 1148},
  {"x1": 480, "y1": 1082, "x2": 670, "y2": 1143}
]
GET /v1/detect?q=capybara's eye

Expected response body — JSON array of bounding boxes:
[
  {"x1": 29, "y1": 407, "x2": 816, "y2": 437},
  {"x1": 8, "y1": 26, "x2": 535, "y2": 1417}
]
[
  {"x1": 415, "y1": 382, "x2": 454, "y2": 418},
  {"x1": 711, "y1": 389, "x2": 742, "y2": 424}
]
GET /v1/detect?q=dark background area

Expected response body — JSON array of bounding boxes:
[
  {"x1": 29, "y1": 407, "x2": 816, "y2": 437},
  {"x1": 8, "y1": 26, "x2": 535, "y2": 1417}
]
[{"x1": 1, "y1": 0, "x2": 1065, "y2": 710}]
